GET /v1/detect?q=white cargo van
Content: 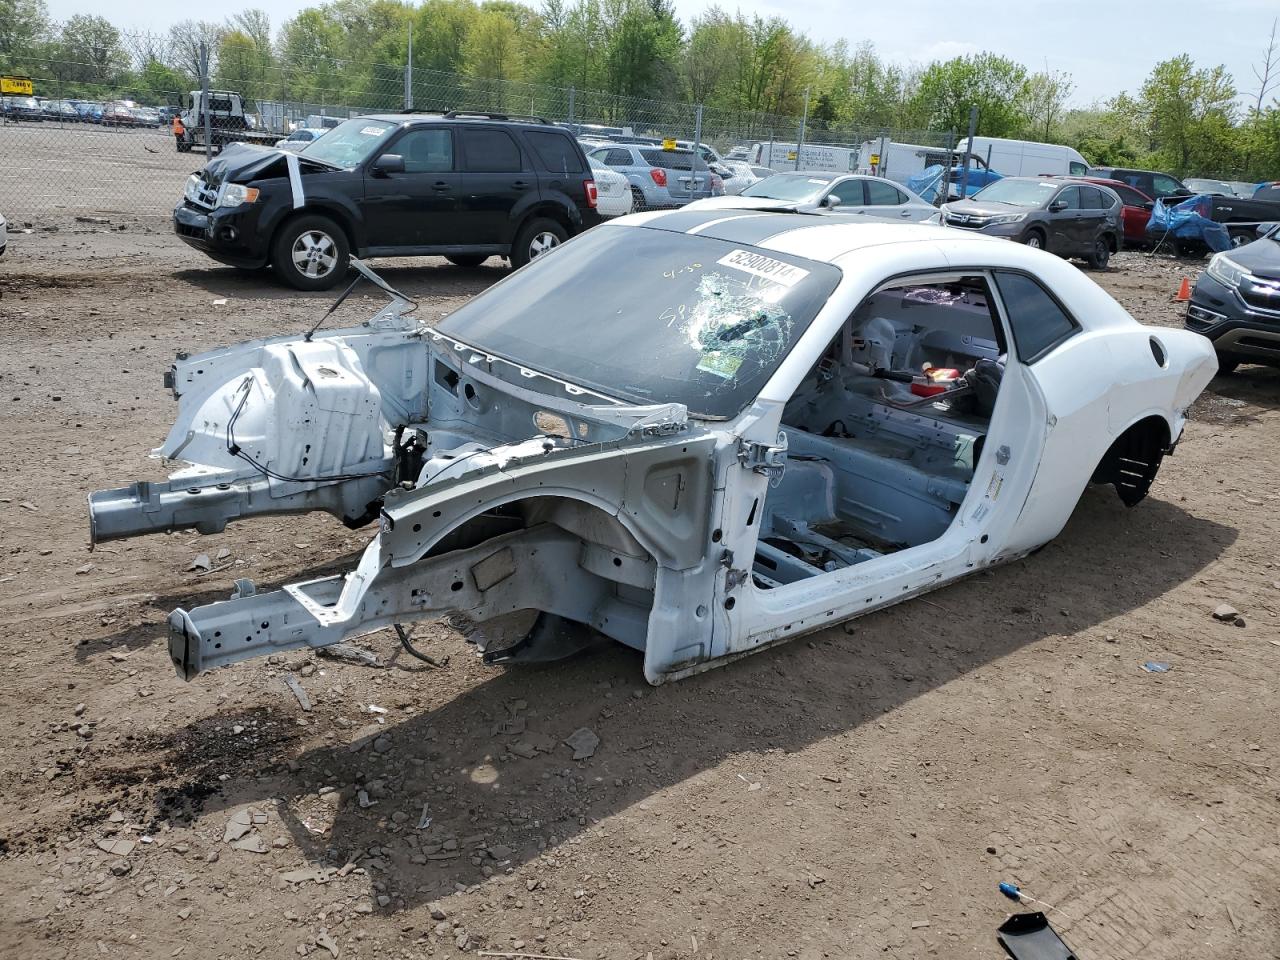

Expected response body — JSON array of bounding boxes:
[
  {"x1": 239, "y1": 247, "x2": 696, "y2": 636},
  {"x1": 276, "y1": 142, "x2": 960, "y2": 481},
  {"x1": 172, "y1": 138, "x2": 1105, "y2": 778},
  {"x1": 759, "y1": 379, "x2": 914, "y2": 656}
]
[{"x1": 955, "y1": 137, "x2": 1089, "y2": 177}]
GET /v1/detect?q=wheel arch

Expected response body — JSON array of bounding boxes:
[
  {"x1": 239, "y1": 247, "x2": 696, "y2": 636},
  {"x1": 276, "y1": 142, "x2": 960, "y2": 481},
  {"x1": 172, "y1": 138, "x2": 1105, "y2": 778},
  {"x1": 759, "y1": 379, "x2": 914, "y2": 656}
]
[
  {"x1": 270, "y1": 203, "x2": 361, "y2": 262},
  {"x1": 1090, "y1": 413, "x2": 1173, "y2": 506}
]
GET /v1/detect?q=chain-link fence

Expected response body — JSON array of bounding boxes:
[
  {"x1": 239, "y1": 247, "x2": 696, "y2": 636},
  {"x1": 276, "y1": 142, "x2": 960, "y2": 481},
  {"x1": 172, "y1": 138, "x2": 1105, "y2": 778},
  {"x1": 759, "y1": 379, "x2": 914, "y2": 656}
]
[{"x1": 0, "y1": 27, "x2": 951, "y2": 235}]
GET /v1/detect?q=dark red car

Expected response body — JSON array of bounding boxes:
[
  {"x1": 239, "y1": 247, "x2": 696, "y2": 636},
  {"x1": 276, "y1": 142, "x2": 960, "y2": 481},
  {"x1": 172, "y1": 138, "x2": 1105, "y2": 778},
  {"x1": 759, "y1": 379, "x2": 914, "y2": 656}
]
[{"x1": 1062, "y1": 176, "x2": 1155, "y2": 246}]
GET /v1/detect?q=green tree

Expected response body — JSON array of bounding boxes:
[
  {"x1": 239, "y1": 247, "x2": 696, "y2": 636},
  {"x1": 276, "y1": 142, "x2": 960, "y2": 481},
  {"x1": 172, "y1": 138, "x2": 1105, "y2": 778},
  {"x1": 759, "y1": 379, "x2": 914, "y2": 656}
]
[
  {"x1": 1023, "y1": 70, "x2": 1074, "y2": 142},
  {"x1": 0, "y1": 0, "x2": 51, "y2": 73},
  {"x1": 278, "y1": 9, "x2": 346, "y2": 103},
  {"x1": 54, "y1": 15, "x2": 126, "y2": 86},
  {"x1": 166, "y1": 20, "x2": 225, "y2": 82},
  {"x1": 1140, "y1": 54, "x2": 1238, "y2": 174},
  {"x1": 912, "y1": 53, "x2": 1030, "y2": 137}
]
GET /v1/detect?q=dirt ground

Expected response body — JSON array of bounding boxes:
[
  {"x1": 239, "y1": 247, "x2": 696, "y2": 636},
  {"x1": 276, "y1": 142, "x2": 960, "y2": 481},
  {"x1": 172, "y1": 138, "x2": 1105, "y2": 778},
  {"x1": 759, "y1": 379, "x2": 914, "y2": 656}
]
[{"x1": 0, "y1": 224, "x2": 1277, "y2": 960}]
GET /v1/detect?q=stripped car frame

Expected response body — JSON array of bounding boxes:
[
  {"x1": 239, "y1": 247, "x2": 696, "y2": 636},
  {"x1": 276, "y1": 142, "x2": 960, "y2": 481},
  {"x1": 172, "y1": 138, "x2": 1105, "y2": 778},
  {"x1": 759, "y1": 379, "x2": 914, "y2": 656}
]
[{"x1": 89, "y1": 213, "x2": 1217, "y2": 684}]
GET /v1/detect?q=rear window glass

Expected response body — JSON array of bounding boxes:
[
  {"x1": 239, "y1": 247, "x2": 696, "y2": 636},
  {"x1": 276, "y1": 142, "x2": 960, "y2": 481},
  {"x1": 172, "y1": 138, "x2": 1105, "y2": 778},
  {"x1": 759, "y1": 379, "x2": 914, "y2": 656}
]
[
  {"x1": 526, "y1": 131, "x2": 584, "y2": 174},
  {"x1": 994, "y1": 271, "x2": 1079, "y2": 363},
  {"x1": 641, "y1": 149, "x2": 697, "y2": 170}
]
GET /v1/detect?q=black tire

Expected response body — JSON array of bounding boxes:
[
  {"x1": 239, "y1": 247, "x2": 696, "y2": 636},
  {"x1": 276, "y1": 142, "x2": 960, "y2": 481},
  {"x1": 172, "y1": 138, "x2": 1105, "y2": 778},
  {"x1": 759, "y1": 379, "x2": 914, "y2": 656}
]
[
  {"x1": 270, "y1": 214, "x2": 350, "y2": 291},
  {"x1": 510, "y1": 217, "x2": 568, "y2": 269},
  {"x1": 630, "y1": 186, "x2": 646, "y2": 212},
  {"x1": 1215, "y1": 356, "x2": 1240, "y2": 375},
  {"x1": 1086, "y1": 237, "x2": 1111, "y2": 269},
  {"x1": 446, "y1": 254, "x2": 488, "y2": 268},
  {"x1": 1023, "y1": 228, "x2": 1046, "y2": 251}
]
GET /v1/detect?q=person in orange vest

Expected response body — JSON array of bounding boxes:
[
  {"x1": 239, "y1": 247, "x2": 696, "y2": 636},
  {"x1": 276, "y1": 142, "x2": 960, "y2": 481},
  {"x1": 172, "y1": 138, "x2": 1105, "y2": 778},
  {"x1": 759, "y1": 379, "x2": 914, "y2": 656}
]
[{"x1": 172, "y1": 112, "x2": 185, "y2": 152}]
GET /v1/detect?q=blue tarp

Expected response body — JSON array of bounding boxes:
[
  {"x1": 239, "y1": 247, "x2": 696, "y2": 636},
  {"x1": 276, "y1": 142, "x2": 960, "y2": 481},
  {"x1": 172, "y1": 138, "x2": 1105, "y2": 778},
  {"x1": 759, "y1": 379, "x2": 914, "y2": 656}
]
[
  {"x1": 1145, "y1": 195, "x2": 1232, "y2": 252},
  {"x1": 906, "y1": 164, "x2": 1002, "y2": 203}
]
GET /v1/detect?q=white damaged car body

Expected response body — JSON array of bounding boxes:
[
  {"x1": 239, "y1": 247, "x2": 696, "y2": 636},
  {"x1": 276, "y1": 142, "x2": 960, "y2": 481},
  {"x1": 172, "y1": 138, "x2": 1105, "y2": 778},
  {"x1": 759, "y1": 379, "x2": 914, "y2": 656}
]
[{"x1": 89, "y1": 213, "x2": 1217, "y2": 684}]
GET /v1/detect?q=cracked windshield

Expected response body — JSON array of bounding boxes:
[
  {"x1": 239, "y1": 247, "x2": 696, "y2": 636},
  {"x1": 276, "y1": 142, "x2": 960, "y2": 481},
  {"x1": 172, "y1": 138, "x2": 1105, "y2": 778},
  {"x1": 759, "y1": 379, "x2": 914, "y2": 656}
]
[{"x1": 436, "y1": 225, "x2": 841, "y2": 419}]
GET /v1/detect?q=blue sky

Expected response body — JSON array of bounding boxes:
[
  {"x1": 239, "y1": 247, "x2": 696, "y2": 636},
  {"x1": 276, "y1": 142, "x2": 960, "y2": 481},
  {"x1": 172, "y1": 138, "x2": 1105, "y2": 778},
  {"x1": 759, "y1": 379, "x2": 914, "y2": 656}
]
[{"x1": 50, "y1": 0, "x2": 1280, "y2": 107}]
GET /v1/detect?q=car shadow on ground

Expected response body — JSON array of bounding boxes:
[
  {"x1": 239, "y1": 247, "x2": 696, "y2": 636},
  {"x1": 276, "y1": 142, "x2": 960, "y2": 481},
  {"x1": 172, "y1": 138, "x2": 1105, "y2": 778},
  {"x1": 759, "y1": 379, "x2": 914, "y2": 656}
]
[
  {"x1": 1206, "y1": 365, "x2": 1280, "y2": 412},
  {"x1": 169, "y1": 261, "x2": 509, "y2": 302},
  {"x1": 108, "y1": 483, "x2": 1239, "y2": 913}
]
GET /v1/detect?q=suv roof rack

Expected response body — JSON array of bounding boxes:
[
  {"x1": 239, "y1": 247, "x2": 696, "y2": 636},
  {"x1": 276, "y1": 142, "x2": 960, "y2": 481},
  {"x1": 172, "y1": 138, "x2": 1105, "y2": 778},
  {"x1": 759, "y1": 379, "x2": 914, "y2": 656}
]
[{"x1": 441, "y1": 109, "x2": 550, "y2": 125}]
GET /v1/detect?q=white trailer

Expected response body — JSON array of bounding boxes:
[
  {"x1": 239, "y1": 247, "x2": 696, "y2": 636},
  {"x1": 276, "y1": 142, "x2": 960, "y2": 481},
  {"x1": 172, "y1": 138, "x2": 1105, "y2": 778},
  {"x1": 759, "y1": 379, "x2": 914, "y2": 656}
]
[{"x1": 746, "y1": 141, "x2": 858, "y2": 174}]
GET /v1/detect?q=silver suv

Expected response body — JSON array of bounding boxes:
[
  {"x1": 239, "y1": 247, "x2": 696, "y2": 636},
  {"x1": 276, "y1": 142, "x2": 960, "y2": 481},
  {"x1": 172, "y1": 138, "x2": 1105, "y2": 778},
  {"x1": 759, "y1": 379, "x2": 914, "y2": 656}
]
[{"x1": 587, "y1": 144, "x2": 722, "y2": 210}]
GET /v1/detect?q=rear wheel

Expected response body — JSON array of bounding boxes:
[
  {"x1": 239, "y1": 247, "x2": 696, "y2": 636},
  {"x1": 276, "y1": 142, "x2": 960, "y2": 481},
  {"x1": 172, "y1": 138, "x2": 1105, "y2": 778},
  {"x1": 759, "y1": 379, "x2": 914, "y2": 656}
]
[
  {"x1": 446, "y1": 254, "x2": 488, "y2": 268},
  {"x1": 1024, "y1": 228, "x2": 1046, "y2": 250},
  {"x1": 1215, "y1": 355, "x2": 1240, "y2": 375},
  {"x1": 510, "y1": 218, "x2": 567, "y2": 269},
  {"x1": 1086, "y1": 237, "x2": 1111, "y2": 269},
  {"x1": 630, "y1": 186, "x2": 646, "y2": 212},
  {"x1": 271, "y1": 214, "x2": 349, "y2": 291}
]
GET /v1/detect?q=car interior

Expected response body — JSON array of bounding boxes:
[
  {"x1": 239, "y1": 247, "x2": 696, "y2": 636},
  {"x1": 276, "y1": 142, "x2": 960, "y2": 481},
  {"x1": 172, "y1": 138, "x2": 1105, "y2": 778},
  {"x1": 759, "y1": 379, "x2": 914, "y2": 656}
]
[{"x1": 752, "y1": 274, "x2": 1005, "y2": 589}]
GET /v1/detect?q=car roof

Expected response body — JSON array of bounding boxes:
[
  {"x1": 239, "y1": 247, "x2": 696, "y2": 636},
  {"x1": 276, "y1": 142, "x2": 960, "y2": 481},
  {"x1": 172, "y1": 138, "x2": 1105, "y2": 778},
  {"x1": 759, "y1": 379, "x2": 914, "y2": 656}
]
[
  {"x1": 361, "y1": 113, "x2": 567, "y2": 133},
  {"x1": 622, "y1": 208, "x2": 994, "y2": 263}
]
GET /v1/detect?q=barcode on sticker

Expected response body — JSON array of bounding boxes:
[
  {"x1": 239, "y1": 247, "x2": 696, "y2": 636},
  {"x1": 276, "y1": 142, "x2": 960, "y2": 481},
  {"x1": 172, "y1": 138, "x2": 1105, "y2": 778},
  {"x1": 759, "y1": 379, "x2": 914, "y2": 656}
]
[{"x1": 716, "y1": 250, "x2": 809, "y2": 287}]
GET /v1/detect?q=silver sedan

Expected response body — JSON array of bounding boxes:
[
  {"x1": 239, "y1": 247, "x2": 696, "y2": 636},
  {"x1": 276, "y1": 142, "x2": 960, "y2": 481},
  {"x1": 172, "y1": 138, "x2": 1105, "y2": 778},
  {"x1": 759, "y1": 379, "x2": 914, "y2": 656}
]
[{"x1": 686, "y1": 172, "x2": 940, "y2": 222}]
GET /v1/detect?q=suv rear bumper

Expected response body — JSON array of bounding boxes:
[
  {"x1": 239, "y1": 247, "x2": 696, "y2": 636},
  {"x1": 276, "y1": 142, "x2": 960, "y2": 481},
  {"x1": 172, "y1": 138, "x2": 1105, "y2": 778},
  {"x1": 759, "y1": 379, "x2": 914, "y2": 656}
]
[{"x1": 1187, "y1": 272, "x2": 1280, "y2": 366}]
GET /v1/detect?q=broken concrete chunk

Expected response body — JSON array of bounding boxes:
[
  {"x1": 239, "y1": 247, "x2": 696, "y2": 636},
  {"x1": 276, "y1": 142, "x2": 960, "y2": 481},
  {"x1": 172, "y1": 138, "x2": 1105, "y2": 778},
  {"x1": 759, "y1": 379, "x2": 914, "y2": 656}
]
[
  {"x1": 223, "y1": 809, "x2": 254, "y2": 842},
  {"x1": 564, "y1": 727, "x2": 600, "y2": 760},
  {"x1": 509, "y1": 741, "x2": 539, "y2": 759},
  {"x1": 187, "y1": 553, "x2": 212, "y2": 572},
  {"x1": 95, "y1": 838, "x2": 136, "y2": 857},
  {"x1": 278, "y1": 866, "x2": 338, "y2": 886},
  {"x1": 231, "y1": 834, "x2": 269, "y2": 854},
  {"x1": 1212, "y1": 603, "x2": 1240, "y2": 621},
  {"x1": 315, "y1": 929, "x2": 339, "y2": 958}
]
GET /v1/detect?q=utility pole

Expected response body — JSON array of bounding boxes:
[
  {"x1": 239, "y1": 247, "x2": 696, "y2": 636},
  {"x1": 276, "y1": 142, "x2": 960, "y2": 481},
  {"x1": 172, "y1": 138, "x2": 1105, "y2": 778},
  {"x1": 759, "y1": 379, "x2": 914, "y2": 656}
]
[
  {"x1": 199, "y1": 41, "x2": 212, "y2": 156},
  {"x1": 958, "y1": 106, "x2": 978, "y2": 201},
  {"x1": 404, "y1": 21, "x2": 413, "y2": 110},
  {"x1": 794, "y1": 85, "x2": 810, "y2": 172},
  {"x1": 693, "y1": 104, "x2": 704, "y2": 186}
]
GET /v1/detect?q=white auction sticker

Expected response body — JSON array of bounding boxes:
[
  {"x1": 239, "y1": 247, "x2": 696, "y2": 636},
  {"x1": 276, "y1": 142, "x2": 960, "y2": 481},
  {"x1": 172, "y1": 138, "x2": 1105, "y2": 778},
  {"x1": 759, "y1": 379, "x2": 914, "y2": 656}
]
[{"x1": 716, "y1": 249, "x2": 810, "y2": 288}]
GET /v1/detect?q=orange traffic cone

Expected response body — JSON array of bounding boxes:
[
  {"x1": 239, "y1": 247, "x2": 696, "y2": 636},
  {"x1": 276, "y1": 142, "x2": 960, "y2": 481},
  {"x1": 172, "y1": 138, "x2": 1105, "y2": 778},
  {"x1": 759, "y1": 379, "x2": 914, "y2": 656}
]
[{"x1": 1174, "y1": 277, "x2": 1192, "y2": 301}]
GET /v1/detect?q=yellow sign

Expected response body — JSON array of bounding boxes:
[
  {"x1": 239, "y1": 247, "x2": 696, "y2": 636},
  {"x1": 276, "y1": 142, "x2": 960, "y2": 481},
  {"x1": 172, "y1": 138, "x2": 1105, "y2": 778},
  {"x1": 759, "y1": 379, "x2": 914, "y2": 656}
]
[
  {"x1": 1, "y1": 75, "x2": 33, "y2": 96},
  {"x1": 662, "y1": 138, "x2": 677, "y2": 151},
  {"x1": 787, "y1": 151, "x2": 797, "y2": 160},
  {"x1": 869, "y1": 153, "x2": 880, "y2": 165}
]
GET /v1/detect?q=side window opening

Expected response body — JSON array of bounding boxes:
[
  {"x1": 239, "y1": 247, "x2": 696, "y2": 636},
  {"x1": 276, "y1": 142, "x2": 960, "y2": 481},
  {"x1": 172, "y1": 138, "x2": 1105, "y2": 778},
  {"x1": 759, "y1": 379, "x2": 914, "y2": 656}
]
[{"x1": 754, "y1": 275, "x2": 1006, "y2": 591}]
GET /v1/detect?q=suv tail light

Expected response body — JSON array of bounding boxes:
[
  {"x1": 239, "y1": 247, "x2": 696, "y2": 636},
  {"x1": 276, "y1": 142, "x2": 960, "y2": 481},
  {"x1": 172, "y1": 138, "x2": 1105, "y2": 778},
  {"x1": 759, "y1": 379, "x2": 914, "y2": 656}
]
[
  {"x1": 584, "y1": 178, "x2": 597, "y2": 208},
  {"x1": 649, "y1": 168, "x2": 667, "y2": 188}
]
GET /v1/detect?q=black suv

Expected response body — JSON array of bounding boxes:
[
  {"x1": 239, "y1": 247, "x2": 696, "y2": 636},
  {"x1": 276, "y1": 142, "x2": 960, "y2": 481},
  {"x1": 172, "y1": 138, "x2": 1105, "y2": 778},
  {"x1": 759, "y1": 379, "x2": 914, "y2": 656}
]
[{"x1": 173, "y1": 111, "x2": 602, "y2": 290}]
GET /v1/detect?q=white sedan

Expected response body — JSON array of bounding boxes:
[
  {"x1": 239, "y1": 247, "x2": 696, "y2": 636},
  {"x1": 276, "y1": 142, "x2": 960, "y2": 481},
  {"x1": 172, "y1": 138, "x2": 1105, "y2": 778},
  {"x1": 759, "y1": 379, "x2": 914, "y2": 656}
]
[
  {"x1": 274, "y1": 127, "x2": 329, "y2": 152},
  {"x1": 688, "y1": 171, "x2": 940, "y2": 222},
  {"x1": 90, "y1": 216, "x2": 1215, "y2": 685},
  {"x1": 589, "y1": 157, "x2": 634, "y2": 218}
]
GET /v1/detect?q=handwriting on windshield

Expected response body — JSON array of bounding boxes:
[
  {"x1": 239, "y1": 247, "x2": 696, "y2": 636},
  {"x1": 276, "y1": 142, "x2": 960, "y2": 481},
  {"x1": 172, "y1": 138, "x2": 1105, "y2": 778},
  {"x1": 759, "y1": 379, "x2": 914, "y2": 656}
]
[{"x1": 662, "y1": 262, "x2": 702, "y2": 280}]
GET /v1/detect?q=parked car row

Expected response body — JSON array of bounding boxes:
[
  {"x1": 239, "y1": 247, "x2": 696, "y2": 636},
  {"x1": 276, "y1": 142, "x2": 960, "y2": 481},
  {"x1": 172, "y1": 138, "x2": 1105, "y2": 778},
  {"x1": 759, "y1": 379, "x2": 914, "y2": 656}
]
[{"x1": 1, "y1": 96, "x2": 164, "y2": 126}]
